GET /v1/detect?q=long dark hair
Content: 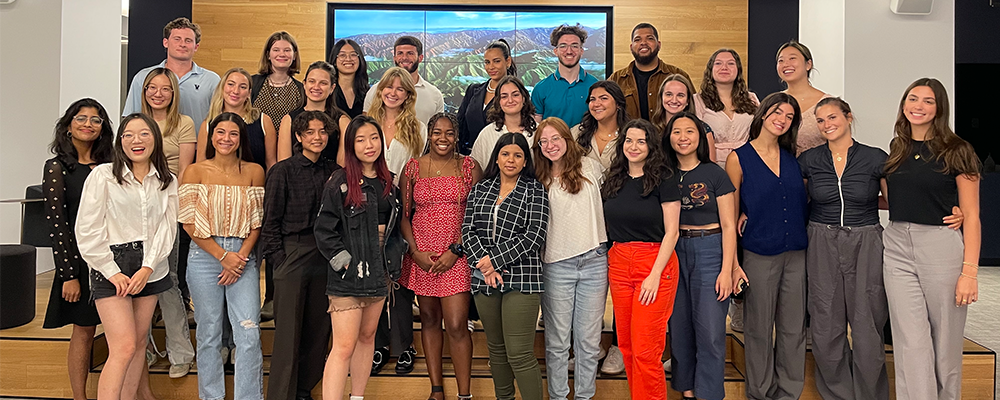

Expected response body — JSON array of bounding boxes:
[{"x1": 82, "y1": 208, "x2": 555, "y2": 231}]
[
  {"x1": 577, "y1": 80, "x2": 630, "y2": 154},
  {"x1": 486, "y1": 76, "x2": 537, "y2": 134},
  {"x1": 748, "y1": 92, "x2": 801, "y2": 155},
  {"x1": 342, "y1": 115, "x2": 393, "y2": 208},
  {"x1": 112, "y1": 114, "x2": 173, "y2": 190},
  {"x1": 885, "y1": 78, "x2": 980, "y2": 177},
  {"x1": 203, "y1": 112, "x2": 255, "y2": 165},
  {"x1": 51, "y1": 98, "x2": 114, "y2": 168},
  {"x1": 304, "y1": 60, "x2": 347, "y2": 122},
  {"x1": 486, "y1": 39, "x2": 517, "y2": 76},
  {"x1": 482, "y1": 132, "x2": 535, "y2": 181},
  {"x1": 330, "y1": 39, "x2": 370, "y2": 102},
  {"x1": 663, "y1": 112, "x2": 712, "y2": 166},
  {"x1": 602, "y1": 118, "x2": 670, "y2": 199},
  {"x1": 699, "y1": 49, "x2": 757, "y2": 114}
]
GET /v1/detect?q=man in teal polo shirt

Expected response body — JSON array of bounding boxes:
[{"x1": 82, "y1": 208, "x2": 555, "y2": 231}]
[{"x1": 531, "y1": 24, "x2": 599, "y2": 127}]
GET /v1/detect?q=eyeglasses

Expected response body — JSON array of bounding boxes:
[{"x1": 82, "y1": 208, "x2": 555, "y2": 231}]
[
  {"x1": 556, "y1": 44, "x2": 582, "y2": 51},
  {"x1": 122, "y1": 131, "x2": 152, "y2": 141},
  {"x1": 145, "y1": 85, "x2": 174, "y2": 96},
  {"x1": 73, "y1": 116, "x2": 104, "y2": 125},
  {"x1": 337, "y1": 52, "x2": 360, "y2": 59}
]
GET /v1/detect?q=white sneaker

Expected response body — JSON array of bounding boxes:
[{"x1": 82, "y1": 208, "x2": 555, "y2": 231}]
[
  {"x1": 600, "y1": 345, "x2": 625, "y2": 375},
  {"x1": 146, "y1": 349, "x2": 158, "y2": 368},
  {"x1": 598, "y1": 346, "x2": 607, "y2": 360},
  {"x1": 567, "y1": 356, "x2": 575, "y2": 372},
  {"x1": 467, "y1": 319, "x2": 475, "y2": 332},
  {"x1": 220, "y1": 347, "x2": 231, "y2": 364},
  {"x1": 729, "y1": 301, "x2": 744, "y2": 333},
  {"x1": 168, "y1": 363, "x2": 191, "y2": 378},
  {"x1": 663, "y1": 359, "x2": 672, "y2": 372}
]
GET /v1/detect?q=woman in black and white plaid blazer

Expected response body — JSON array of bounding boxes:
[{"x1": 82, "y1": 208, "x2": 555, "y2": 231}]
[{"x1": 462, "y1": 132, "x2": 549, "y2": 400}]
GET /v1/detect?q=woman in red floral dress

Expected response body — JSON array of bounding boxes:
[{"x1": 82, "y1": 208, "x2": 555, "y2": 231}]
[{"x1": 399, "y1": 112, "x2": 483, "y2": 400}]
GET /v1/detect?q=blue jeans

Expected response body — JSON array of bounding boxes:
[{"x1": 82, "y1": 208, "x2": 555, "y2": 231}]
[
  {"x1": 669, "y1": 234, "x2": 729, "y2": 400},
  {"x1": 541, "y1": 245, "x2": 609, "y2": 400},
  {"x1": 187, "y1": 237, "x2": 263, "y2": 400}
]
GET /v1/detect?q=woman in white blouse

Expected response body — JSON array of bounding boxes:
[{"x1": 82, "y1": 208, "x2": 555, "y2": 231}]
[
  {"x1": 694, "y1": 49, "x2": 759, "y2": 169},
  {"x1": 368, "y1": 66, "x2": 427, "y2": 180},
  {"x1": 76, "y1": 113, "x2": 177, "y2": 399},
  {"x1": 470, "y1": 75, "x2": 537, "y2": 167},
  {"x1": 533, "y1": 117, "x2": 608, "y2": 400}
]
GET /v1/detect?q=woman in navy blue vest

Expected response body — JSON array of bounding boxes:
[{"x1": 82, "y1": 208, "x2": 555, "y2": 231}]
[{"x1": 724, "y1": 92, "x2": 808, "y2": 400}]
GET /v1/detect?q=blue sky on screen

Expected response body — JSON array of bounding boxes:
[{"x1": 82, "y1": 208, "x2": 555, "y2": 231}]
[{"x1": 334, "y1": 9, "x2": 606, "y2": 37}]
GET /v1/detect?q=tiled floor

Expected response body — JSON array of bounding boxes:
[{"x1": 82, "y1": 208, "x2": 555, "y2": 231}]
[{"x1": 963, "y1": 266, "x2": 1000, "y2": 399}]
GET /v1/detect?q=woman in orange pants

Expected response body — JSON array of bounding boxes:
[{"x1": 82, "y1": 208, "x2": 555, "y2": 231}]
[{"x1": 601, "y1": 118, "x2": 682, "y2": 399}]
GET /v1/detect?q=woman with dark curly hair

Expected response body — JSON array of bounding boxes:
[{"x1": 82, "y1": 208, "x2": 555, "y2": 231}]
[
  {"x1": 571, "y1": 80, "x2": 630, "y2": 171},
  {"x1": 601, "y1": 118, "x2": 682, "y2": 400},
  {"x1": 42, "y1": 98, "x2": 114, "y2": 400},
  {"x1": 470, "y1": 76, "x2": 537, "y2": 168}
]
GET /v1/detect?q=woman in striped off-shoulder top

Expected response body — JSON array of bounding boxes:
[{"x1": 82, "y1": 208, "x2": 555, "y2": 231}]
[{"x1": 179, "y1": 112, "x2": 266, "y2": 400}]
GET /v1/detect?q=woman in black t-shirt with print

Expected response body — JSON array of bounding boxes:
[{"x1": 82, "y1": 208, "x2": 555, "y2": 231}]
[
  {"x1": 661, "y1": 112, "x2": 741, "y2": 400},
  {"x1": 601, "y1": 118, "x2": 681, "y2": 400},
  {"x1": 882, "y1": 78, "x2": 981, "y2": 400}
]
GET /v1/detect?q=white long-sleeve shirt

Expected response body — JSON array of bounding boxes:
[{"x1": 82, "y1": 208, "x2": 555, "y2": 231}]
[{"x1": 75, "y1": 163, "x2": 177, "y2": 282}]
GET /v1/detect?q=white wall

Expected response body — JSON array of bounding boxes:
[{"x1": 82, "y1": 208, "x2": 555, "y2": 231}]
[
  {"x1": 1, "y1": 0, "x2": 122, "y2": 273},
  {"x1": 60, "y1": 0, "x2": 122, "y2": 117},
  {"x1": 800, "y1": 0, "x2": 845, "y2": 97},
  {"x1": 799, "y1": 0, "x2": 955, "y2": 150},
  {"x1": 0, "y1": 1, "x2": 64, "y2": 251},
  {"x1": 843, "y1": 0, "x2": 954, "y2": 149}
]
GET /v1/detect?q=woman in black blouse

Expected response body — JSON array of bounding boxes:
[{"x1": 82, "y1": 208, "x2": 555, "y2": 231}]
[
  {"x1": 457, "y1": 39, "x2": 516, "y2": 155},
  {"x1": 276, "y1": 61, "x2": 350, "y2": 165},
  {"x1": 330, "y1": 39, "x2": 370, "y2": 119},
  {"x1": 883, "y1": 78, "x2": 981, "y2": 400},
  {"x1": 42, "y1": 98, "x2": 114, "y2": 400},
  {"x1": 798, "y1": 97, "x2": 892, "y2": 400},
  {"x1": 462, "y1": 132, "x2": 549, "y2": 400},
  {"x1": 601, "y1": 118, "x2": 681, "y2": 400}
]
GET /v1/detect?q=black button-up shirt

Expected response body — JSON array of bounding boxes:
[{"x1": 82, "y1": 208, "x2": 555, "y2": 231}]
[
  {"x1": 260, "y1": 153, "x2": 335, "y2": 265},
  {"x1": 799, "y1": 140, "x2": 887, "y2": 227}
]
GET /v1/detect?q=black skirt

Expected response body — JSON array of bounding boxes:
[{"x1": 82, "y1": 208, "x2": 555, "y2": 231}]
[{"x1": 43, "y1": 268, "x2": 101, "y2": 328}]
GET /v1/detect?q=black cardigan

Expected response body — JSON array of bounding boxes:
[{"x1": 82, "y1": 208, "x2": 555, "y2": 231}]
[{"x1": 457, "y1": 81, "x2": 496, "y2": 156}]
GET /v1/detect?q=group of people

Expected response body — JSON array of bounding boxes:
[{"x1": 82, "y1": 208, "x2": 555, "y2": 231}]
[{"x1": 42, "y1": 15, "x2": 981, "y2": 400}]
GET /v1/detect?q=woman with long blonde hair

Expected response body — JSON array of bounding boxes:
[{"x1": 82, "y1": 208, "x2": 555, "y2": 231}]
[
  {"x1": 368, "y1": 66, "x2": 427, "y2": 179},
  {"x1": 196, "y1": 67, "x2": 277, "y2": 171}
]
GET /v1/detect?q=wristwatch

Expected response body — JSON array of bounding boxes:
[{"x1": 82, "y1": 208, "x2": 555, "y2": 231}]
[{"x1": 448, "y1": 243, "x2": 465, "y2": 257}]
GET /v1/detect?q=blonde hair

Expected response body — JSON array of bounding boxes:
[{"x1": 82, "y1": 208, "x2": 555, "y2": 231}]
[
  {"x1": 141, "y1": 68, "x2": 181, "y2": 138},
  {"x1": 368, "y1": 67, "x2": 422, "y2": 158},
  {"x1": 207, "y1": 67, "x2": 261, "y2": 124}
]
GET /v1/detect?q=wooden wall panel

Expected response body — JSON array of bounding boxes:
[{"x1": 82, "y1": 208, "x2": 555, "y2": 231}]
[{"x1": 191, "y1": 0, "x2": 748, "y2": 89}]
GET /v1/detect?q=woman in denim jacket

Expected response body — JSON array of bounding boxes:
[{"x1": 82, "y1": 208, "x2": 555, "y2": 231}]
[{"x1": 315, "y1": 115, "x2": 406, "y2": 400}]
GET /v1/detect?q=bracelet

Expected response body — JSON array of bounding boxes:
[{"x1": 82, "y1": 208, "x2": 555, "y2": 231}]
[
  {"x1": 219, "y1": 251, "x2": 229, "y2": 262},
  {"x1": 962, "y1": 261, "x2": 979, "y2": 269},
  {"x1": 961, "y1": 272, "x2": 978, "y2": 280}
]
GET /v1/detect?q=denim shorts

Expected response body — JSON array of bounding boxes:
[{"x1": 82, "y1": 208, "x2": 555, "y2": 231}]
[{"x1": 91, "y1": 241, "x2": 171, "y2": 300}]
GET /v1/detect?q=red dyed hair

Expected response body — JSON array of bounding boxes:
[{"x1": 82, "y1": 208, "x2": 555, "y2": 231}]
[{"x1": 342, "y1": 115, "x2": 393, "y2": 208}]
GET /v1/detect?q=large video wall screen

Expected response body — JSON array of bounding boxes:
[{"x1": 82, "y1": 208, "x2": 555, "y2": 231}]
[{"x1": 327, "y1": 4, "x2": 613, "y2": 113}]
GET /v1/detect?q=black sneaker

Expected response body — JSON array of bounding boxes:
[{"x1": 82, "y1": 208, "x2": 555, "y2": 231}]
[
  {"x1": 372, "y1": 347, "x2": 389, "y2": 375},
  {"x1": 395, "y1": 346, "x2": 416, "y2": 374}
]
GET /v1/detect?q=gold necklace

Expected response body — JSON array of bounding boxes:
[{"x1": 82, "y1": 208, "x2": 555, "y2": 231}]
[{"x1": 834, "y1": 152, "x2": 843, "y2": 162}]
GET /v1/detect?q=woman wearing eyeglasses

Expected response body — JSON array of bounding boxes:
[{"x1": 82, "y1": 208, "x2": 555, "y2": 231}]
[
  {"x1": 330, "y1": 39, "x2": 370, "y2": 120},
  {"x1": 42, "y1": 98, "x2": 114, "y2": 400}
]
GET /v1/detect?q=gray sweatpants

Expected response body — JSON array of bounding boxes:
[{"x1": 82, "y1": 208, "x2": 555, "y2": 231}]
[
  {"x1": 806, "y1": 222, "x2": 889, "y2": 400},
  {"x1": 742, "y1": 249, "x2": 806, "y2": 400},
  {"x1": 883, "y1": 221, "x2": 967, "y2": 400}
]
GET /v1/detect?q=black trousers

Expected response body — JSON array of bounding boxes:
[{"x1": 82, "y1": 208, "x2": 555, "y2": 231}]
[
  {"x1": 375, "y1": 283, "x2": 414, "y2": 356},
  {"x1": 265, "y1": 233, "x2": 331, "y2": 400}
]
